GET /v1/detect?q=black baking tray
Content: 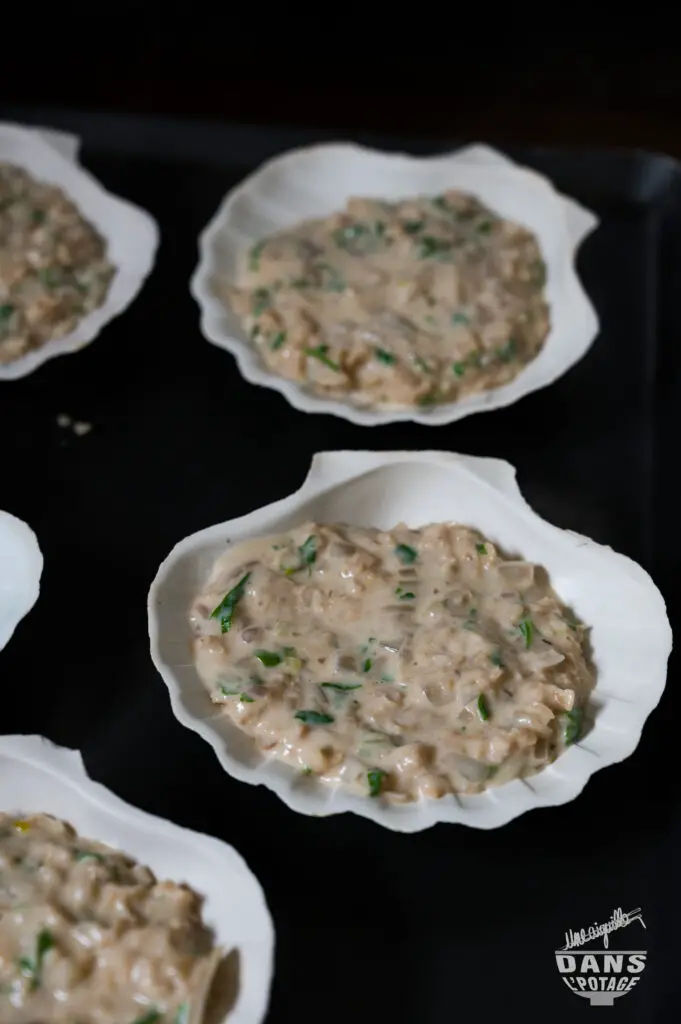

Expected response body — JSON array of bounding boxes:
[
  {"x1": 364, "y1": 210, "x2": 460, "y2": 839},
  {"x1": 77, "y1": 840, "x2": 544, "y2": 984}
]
[{"x1": 0, "y1": 107, "x2": 679, "y2": 1024}]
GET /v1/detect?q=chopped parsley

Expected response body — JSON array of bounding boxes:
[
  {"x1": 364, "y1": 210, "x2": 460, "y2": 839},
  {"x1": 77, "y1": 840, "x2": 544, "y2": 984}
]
[
  {"x1": 239, "y1": 693, "x2": 255, "y2": 703},
  {"x1": 477, "y1": 693, "x2": 491, "y2": 721},
  {"x1": 252, "y1": 288, "x2": 270, "y2": 316},
  {"x1": 320, "y1": 682, "x2": 362, "y2": 692},
  {"x1": 518, "y1": 617, "x2": 534, "y2": 649},
  {"x1": 254, "y1": 650, "x2": 282, "y2": 667},
  {"x1": 399, "y1": 592, "x2": 415, "y2": 600},
  {"x1": 249, "y1": 240, "x2": 266, "y2": 271},
  {"x1": 497, "y1": 338, "x2": 517, "y2": 362},
  {"x1": 368, "y1": 769, "x2": 387, "y2": 797},
  {"x1": 432, "y1": 195, "x2": 450, "y2": 212},
  {"x1": 564, "y1": 707, "x2": 584, "y2": 745},
  {"x1": 332, "y1": 222, "x2": 368, "y2": 250},
  {"x1": 132, "y1": 1013, "x2": 162, "y2": 1024},
  {"x1": 451, "y1": 311, "x2": 470, "y2": 326},
  {"x1": 295, "y1": 710, "x2": 335, "y2": 726},
  {"x1": 394, "y1": 544, "x2": 417, "y2": 565},
  {"x1": 374, "y1": 220, "x2": 386, "y2": 237},
  {"x1": 270, "y1": 331, "x2": 287, "y2": 350},
  {"x1": 75, "y1": 850, "x2": 105, "y2": 863},
  {"x1": 19, "y1": 929, "x2": 54, "y2": 990},
  {"x1": 175, "y1": 1004, "x2": 190, "y2": 1024},
  {"x1": 375, "y1": 347, "x2": 396, "y2": 365},
  {"x1": 476, "y1": 543, "x2": 487, "y2": 555},
  {"x1": 363, "y1": 658, "x2": 372, "y2": 672},
  {"x1": 304, "y1": 344, "x2": 340, "y2": 371},
  {"x1": 452, "y1": 362, "x2": 466, "y2": 377},
  {"x1": 299, "y1": 534, "x2": 317, "y2": 567},
  {"x1": 210, "y1": 573, "x2": 250, "y2": 633},
  {"x1": 418, "y1": 236, "x2": 452, "y2": 259},
  {"x1": 403, "y1": 219, "x2": 424, "y2": 234},
  {"x1": 417, "y1": 391, "x2": 438, "y2": 406},
  {"x1": 0, "y1": 304, "x2": 14, "y2": 322},
  {"x1": 489, "y1": 649, "x2": 504, "y2": 668},
  {"x1": 477, "y1": 220, "x2": 493, "y2": 234}
]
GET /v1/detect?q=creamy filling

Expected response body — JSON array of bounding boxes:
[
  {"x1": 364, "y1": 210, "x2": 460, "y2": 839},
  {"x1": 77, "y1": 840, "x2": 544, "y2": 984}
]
[
  {"x1": 190, "y1": 521, "x2": 593, "y2": 802},
  {"x1": 0, "y1": 163, "x2": 115, "y2": 365},
  {"x1": 0, "y1": 813, "x2": 220, "y2": 1024},
  {"x1": 226, "y1": 191, "x2": 549, "y2": 408}
]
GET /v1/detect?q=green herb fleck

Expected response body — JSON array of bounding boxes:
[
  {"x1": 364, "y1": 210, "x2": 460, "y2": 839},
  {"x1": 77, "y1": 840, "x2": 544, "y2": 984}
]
[
  {"x1": 210, "y1": 573, "x2": 250, "y2": 634},
  {"x1": 399, "y1": 592, "x2": 415, "y2": 600},
  {"x1": 218, "y1": 686, "x2": 240, "y2": 698},
  {"x1": 239, "y1": 693, "x2": 255, "y2": 703},
  {"x1": 375, "y1": 347, "x2": 396, "y2": 365},
  {"x1": 249, "y1": 240, "x2": 266, "y2": 271},
  {"x1": 432, "y1": 195, "x2": 450, "y2": 212},
  {"x1": 132, "y1": 1012, "x2": 162, "y2": 1024},
  {"x1": 394, "y1": 544, "x2": 417, "y2": 565},
  {"x1": 531, "y1": 259, "x2": 547, "y2": 287},
  {"x1": 270, "y1": 331, "x2": 287, "y2": 350},
  {"x1": 301, "y1": 766, "x2": 312, "y2": 776},
  {"x1": 175, "y1": 1004, "x2": 190, "y2": 1024},
  {"x1": 368, "y1": 769, "x2": 387, "y2": 797},
  {"x1": 304, "y1": 344, "x2": 340, "y2": 371},
  {"x1": 374, "y1": 220, "x2": 385, "y2": 237},
  {"x1": 453, "y1": 362, "x2": 466, "y2": 377},
  {"x1": 19, "y1": 929, "x2": 54, "y2": 990},
  {"x1": 252, "y1": 288, "x2": 270, "y2": 316},
  {"x1": 403, "y1": 219, "x2": 424, "y2": 234},
  {"x1": 564, "y1": 707, "x2": 584, "y2": 745},
  {"x1": 31, "y1": 209, "x2": 46, "y2": 225},
  {"x1": 489, "y1": 649, "x2": 504, "y2": 668},
  {"x1": 477, "y1": 220, "x2": 493, "y2": 234},
  {"x1": 38, "y1": 268, "x2": 61, "y2": 288},
  {"x1": 363, "y1": 658, "x2": 372, "y2": 673},
  {"x1": 451, "y1": 311, "x2": 470, "y2": 326},
  {"x1": 295, "y1": 710, "x2": 335, "y2": 726},
  {"x1": 518, "y1": 618, "x2": 534, "y2": 649},
  {"x1": 254, "y1": 650, "x2": 282, "y2": 667},
  {"x1": 332, "y1": 222, "x2": 368, "y2": 249},
  {"x1": 320, "y1": 682, "x2": 362, "y2": 692},
  {"x1": 418, "y1": 235, "x2": 452, "y2": 259},
  {"x1": 476, "y1": 543, "x2": 487, "y2": 555},
  {"x1": 477, "y1": 693, "x2": 490, "y2": 721},
  {"x1": 75, "y1": 850, "x2": 105, "y2": 863},
  {"x1": 0, "y1": 304, "x2": 14, "y2": 322},
  {"x1": 417, "y1": 391, "x2": 438, "y2": 406},
  {"x1": 291, "y1": 277, "x2": 311, "y2": 288},
  {"x1": 299, "y1": 534, "x2": 317, "y2": 567},
  {"x1": 497, "y1": 338, "x2": 517, "y2": 362}
]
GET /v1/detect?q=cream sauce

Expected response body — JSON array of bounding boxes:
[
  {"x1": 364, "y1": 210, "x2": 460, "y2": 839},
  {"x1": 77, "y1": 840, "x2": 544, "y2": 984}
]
[
  {"x1": 227, "y1": 191, "x2": 549, "y2": 408},
  {"x1": 0, "y1": 813, "x2": 220, "y2": 1023},
  {"x1": 0, "y1": 164, "x2": 115, "y2": 365},
  {"x1": 190, "y1": 522, "x2": 593, "y2": 802}
]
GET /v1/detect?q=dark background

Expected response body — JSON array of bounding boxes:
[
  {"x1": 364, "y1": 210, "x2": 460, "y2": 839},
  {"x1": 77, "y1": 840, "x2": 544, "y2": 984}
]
[{"x1": 1, "y1": 32, "x2": 680, "y2": 1024}]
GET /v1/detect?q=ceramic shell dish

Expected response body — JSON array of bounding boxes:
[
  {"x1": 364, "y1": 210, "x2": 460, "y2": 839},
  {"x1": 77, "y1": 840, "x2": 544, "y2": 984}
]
[
  {"x1": 0, "y1": 122, "x2": 159, "y2": 381},
  {"x1": 0, "y1": 734, "x2": 275, "y2": 1024},
  {"x1": 190, "y1": 143, "x2": 599, "y2": 426},
  {"x1": 147, "y1": 450, "x2": 672, "y2": 833},
  {"x1": 0, "y1": 509, "x2": 42, "y2": 652}
]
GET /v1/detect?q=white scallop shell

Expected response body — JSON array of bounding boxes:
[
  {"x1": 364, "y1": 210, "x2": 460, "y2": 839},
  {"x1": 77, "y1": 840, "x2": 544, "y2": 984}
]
[
  {"x1": 190, "y1": 142, "x2": 599, "y2": 426},
  {"x1": 0, "y1": 509, "x2": 42, "y2": 652},
  {"x1": 0, "y1": 734, "x2": 275, "y2": 1024},
  {"x1": 0, "y1": 122, "x2": 159, "y2": 380},
  {"x1": 147, "y1": 450, "x2": 671, "y2": 832}
]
